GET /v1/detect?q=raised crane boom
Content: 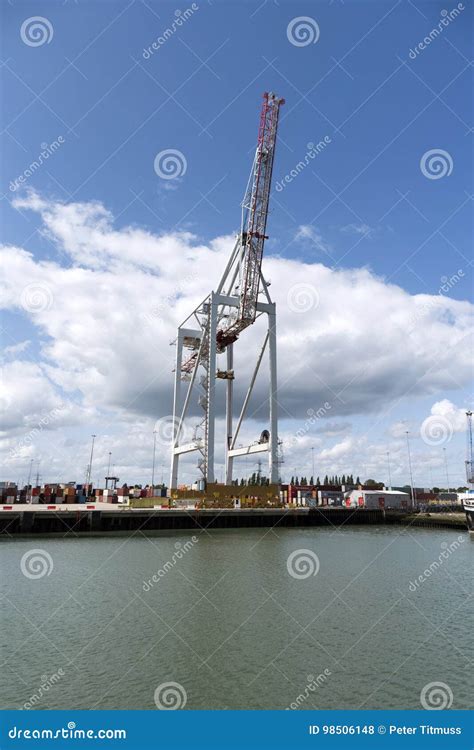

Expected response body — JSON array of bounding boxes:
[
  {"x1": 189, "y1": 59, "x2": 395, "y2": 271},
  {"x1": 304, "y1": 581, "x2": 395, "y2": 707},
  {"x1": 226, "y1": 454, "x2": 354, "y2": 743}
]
[{"x1": 216, "y1": 92, "x2": 284, "y2": 351}]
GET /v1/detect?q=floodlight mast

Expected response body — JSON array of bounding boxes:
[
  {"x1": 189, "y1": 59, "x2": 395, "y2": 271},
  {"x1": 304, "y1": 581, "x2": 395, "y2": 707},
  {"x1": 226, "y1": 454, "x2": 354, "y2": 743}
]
[
  {"x1": 170, "y1": 92, "x2": 284, "y2": 489},
  {"x1": 466, "y1": 411, "x2": 474, "y2": 487}
]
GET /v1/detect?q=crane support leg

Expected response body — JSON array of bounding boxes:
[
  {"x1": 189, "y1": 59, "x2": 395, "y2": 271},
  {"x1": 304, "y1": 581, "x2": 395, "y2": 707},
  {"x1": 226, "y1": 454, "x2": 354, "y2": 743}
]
[
  {"x1": 206, "y1": 293, "x2": 217, "y2": 483},
  {"x1": 170, "y1": 329, "x2": 184, "y2": 489},
  {"x1": 225, "y1": 344, "x2": 234, "y2": 485},
  {"x1": 268, "y1": 302, "x2": 279, "y2": 484}
]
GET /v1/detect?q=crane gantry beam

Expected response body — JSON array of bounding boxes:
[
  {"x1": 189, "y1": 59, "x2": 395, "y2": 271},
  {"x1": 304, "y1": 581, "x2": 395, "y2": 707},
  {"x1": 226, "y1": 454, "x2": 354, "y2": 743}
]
[{"x1": 170, "y1": 92, "x2": 284, "y2": 489}]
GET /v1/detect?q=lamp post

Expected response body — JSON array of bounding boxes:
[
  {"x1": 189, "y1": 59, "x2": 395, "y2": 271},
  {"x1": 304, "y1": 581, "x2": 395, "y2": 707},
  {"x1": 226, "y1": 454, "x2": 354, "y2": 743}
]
[
  {"x1": 26, "y1": 458, "x2": 34, "y2": 502},
  {"x1": 386, "y1": 451, "x2": 392, "y2": 490},
  {"x1": 151, "y1": 431, "x2": 157, "y2": 490},
  {"x1": 443, "y1": 447, "x2": 450, "y2": 492},
  {"x1": 86, "y1": 434, "x2": 96, "y2": 491},
  {"x1": 311, "y1": 446, "x2": 315, "y2": 483},
  {"x1": 405, "y1": 431, "x2": 415, "y2": 508}
]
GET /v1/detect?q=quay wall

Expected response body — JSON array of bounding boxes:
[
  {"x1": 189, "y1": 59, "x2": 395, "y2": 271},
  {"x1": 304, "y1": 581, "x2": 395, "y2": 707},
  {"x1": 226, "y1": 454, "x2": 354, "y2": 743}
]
[{"x1": 0, "y1": 507, "x2": 468, "y2": 536}]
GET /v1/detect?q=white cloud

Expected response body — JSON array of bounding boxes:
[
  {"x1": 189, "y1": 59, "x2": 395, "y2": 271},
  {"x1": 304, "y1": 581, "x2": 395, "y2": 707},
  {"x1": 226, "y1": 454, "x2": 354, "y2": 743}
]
[
  {"x1": 1, "y1": 192, "x2": 473, "y2": 483},
  {"x1": 294, "y1": 224, "x2": 334, "y2": 258},
  {"x1": 424, "y1": 399, "x2": 468, "y2": 434},
  {"x1": 3, "y1": 340, "x2": 31, "y2": 356},
  {"x1": 341, "y1": 223, "x2": 375, "y2": 238}
]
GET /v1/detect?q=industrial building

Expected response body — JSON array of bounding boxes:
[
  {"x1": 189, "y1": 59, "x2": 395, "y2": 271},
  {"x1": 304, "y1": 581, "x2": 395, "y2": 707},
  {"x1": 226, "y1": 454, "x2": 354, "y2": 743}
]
[{"x1": 344, "y1": 489, "x2": 412, "y2": 510}]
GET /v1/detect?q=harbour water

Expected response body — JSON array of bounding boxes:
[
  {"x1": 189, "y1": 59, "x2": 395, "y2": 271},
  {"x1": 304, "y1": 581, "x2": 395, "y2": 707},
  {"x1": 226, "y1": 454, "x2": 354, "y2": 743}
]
[{"x1": 1, "y1": 526, "x2": 472, "y2": 710}]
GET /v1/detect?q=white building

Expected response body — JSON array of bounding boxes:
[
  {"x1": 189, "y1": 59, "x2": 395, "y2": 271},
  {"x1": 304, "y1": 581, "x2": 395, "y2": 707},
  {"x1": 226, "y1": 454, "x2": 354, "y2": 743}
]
[{"x1": 344, "y1": 489, "x2": 412, "y2": 510}]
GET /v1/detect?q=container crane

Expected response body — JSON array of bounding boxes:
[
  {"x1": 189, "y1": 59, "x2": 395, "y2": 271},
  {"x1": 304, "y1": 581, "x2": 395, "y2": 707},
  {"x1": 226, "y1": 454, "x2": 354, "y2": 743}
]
[{"x1": 170, "y1": 92, "x2": 284, "y2": 488}]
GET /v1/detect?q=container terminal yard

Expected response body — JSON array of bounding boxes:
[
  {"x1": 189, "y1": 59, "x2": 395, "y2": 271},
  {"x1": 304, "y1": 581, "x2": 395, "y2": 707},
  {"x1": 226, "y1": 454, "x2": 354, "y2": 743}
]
[{"x1": 0, "y1": 477, "x2": 470, "y2": 535}]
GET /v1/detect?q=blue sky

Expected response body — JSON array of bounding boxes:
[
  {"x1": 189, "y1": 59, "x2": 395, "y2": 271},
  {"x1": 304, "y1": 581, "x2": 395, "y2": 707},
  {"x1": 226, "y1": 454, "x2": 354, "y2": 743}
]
[{"x1": 1, "y1": 0, "x2": 473, "y2": 487}]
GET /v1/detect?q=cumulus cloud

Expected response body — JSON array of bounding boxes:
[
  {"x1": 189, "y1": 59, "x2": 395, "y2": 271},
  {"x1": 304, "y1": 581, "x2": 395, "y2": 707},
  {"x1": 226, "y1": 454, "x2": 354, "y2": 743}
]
[
  {"x1": 294, "y1": 224, "x2": 334, "y2": 258},
  {"x1": 340, "y1": 223, "x2": 376, "y2": 238},
  {"x1": 1, "y1": 191, "x2": 473, "y2": 482}
]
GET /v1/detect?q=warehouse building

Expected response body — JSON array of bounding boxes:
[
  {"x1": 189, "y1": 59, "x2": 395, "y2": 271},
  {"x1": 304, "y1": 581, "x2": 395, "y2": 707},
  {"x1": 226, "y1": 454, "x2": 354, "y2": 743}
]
[{"x1": 344, "y1": 489, "x2": 412, "y2": 510}]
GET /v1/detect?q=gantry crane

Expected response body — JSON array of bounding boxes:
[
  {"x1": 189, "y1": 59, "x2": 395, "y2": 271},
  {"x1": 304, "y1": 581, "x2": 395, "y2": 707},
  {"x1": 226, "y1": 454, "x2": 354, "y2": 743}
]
[{"x1": 170, "y1": 92, "x2": 284, "y2": 488}]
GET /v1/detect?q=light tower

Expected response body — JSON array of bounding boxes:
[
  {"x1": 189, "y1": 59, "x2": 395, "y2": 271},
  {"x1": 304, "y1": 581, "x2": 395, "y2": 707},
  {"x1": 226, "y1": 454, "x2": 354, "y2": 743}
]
[
  {"x1": 170, "y1": 92, "x2": 284, "y2": 488},
  {"x1": 466, "y1": 411, "x2": 474, "y2": 487}
]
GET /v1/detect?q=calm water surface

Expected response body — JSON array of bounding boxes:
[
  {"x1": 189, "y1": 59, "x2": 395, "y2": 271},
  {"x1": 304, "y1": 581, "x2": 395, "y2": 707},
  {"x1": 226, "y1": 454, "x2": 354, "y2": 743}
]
[{"x1": 1, "y1": 526, "x2": 472, "y2": 710}]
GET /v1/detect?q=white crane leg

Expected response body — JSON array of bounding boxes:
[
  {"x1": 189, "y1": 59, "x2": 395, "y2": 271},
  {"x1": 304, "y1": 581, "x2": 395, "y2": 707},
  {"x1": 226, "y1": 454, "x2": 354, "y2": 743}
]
[
  {"x1": 206, "y1": 294, "x2": 217, "y2": 483},
  {"x1": 170, "y1": 329, "x2": 184, "y2": 489},
  {"x1": 225, "y1": 344, "x2": 234, "y2": 485},
  {"x1": 268, "y1": 303, "x2": 279, "y2": 484}
]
